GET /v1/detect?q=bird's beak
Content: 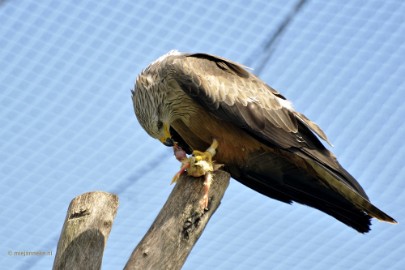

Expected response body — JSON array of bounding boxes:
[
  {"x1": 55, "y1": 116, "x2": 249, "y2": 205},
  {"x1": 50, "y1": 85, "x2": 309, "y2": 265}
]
[
  {"x1": 159, "y1": 123, "x2": 174, "y2": 147},
  {"x1": 163, "y1": 137, "x2": 174, "y2": 147}
]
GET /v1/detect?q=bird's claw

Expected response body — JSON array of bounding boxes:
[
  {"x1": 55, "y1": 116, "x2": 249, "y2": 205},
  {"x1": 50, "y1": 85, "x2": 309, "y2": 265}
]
[{"x1": 171, "y1": 139, "x2": 222, "y2": 209}]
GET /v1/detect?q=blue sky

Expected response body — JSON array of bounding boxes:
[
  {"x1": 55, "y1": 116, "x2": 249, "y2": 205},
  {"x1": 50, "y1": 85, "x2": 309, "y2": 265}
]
[{"x1": 1, "y1": 1, "x2": 404, "y2": 269}]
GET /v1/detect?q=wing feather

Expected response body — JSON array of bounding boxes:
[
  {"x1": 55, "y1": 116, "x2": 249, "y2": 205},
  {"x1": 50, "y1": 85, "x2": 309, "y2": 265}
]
[
  {"x1": 173, "y1": 53, "x2": 327, "y2": 149},
  {"x1": 168, "y1": 52, "x2": 369, "y2": 197}
]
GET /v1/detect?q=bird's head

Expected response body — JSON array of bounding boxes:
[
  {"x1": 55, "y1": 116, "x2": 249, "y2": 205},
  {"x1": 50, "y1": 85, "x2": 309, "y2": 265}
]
[{"x1": 132, "y1": 74, "x2": 174, "y2": 147}]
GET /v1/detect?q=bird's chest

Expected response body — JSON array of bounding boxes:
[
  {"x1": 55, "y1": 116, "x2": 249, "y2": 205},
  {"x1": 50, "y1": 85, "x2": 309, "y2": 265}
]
[{"x1": 171, "y1": 107, "x2": 263, "y2": 164}]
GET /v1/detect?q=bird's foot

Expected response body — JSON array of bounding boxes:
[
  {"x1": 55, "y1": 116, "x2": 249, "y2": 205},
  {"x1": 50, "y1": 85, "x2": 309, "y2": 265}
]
[
  {"x1": 171, "y1": 139, "x2": 222, "y2": 209},
  {"x1": 186, "y1": 138, "x2": 220, "y2": 177}
]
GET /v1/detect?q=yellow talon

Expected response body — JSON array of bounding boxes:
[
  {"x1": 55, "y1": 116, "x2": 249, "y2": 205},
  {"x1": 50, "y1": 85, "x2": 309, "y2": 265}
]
[
  {"x1": 187, "y1": 139, "x2": 219, "y2": 177},
  {"x1": 171, "y1": 139, "x2": 221, "y2": 210}
]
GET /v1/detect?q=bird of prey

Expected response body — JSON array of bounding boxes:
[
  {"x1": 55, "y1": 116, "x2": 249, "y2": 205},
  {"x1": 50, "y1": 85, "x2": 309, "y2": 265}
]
[{"x1": 132, "y1": 50, "x2": 396, "y2": 233}]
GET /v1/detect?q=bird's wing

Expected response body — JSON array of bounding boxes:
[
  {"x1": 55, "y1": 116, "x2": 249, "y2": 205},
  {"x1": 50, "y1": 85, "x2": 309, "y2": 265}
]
[
  {"x1": 171, "y1": 53, "x2": 330, "y2": 150},
  {"x1": 169, "y1": 53, "x2": 364, "y2": 192}
]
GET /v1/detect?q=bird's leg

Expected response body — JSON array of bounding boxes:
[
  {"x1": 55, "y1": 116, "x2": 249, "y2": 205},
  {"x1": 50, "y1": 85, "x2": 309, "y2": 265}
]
[{"x1": 188, "y1": 139, "x2": 221, "y2": 209}]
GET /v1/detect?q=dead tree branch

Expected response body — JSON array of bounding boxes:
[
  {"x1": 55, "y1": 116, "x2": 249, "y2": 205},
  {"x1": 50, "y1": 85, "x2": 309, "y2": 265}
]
[
  {"x1": 124, "y1": 170, "x2": 231, "y2": 270},
  {"x1": 53, "y1": 191, "x2": 119, "y2": 270}
]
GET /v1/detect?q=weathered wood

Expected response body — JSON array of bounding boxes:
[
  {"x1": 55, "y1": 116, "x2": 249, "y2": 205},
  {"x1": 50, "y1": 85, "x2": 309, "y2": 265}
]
[
  {"x1": 124, "y1": 170, "x2": 231, "y2": 270},
  {"x1": 53, "y1": 191, "x2": 119, "y2": 270}
]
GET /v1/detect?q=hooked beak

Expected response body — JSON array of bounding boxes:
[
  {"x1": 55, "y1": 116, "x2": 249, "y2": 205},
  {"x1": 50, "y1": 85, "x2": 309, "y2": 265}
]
[
  {"x1": 163, "y1": 137, "x2": 174, "y2": 147},
  {"x1": 159, "y1": 123, "x2": 174, "y2": 147}
]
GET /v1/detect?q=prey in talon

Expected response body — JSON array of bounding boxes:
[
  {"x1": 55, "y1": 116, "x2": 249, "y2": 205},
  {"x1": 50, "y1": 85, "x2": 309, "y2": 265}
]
[
  {"x1": 172, "y1": 139, "x2": 222, "y2": 209},
  {"x1": 171, "y1": 143, "x2": 190, "y2": 183}
]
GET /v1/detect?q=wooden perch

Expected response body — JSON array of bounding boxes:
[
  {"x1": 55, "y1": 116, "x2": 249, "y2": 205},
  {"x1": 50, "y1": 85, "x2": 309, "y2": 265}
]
[
  {"x1": 124, "y1": 170, "x2": 231, "y2": 270},
  {"x1": 53, "y1": 191, "x2": 119, "y2": 270}
]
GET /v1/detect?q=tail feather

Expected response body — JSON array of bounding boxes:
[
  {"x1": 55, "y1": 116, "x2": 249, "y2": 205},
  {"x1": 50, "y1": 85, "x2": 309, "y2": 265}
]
[
  {"x1": 303, "y1": 154, "x2": 397, "y2": 225},
  {"x1": 230, "y1": 151, "x2": 396, "y2": 233}
]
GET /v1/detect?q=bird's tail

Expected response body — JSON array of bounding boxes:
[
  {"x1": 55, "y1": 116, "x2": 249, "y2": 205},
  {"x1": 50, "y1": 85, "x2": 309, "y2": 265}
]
[
  {"x1": 304, "y1": 155, "x2": 397, "y2": 224},
  {"x1": 230, "y1": 151, "x2": 397, "y2": 233}
]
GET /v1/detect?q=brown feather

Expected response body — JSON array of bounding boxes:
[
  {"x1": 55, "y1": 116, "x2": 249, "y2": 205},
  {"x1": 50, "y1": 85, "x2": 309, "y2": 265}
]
[{"x1": 133, "y1": 51, "x2": 397, "y2": 233}]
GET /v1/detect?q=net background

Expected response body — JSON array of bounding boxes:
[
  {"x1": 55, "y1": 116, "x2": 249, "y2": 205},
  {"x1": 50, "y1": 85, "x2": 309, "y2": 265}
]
[{"x1": 0, "y1": 0, "x2": 404, "y2": 269}]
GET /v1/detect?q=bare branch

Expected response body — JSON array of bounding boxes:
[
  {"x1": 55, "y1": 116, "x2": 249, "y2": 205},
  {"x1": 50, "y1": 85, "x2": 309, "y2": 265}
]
[
  {"x1": 53, "y1": 191, "x2": 119, "y2": 270},
  {"x1": 125, "y1": 170, "x2": 231, "y2": 270}
]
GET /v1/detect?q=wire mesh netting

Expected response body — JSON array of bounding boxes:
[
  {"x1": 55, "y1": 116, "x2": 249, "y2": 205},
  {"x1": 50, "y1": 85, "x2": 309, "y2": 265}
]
[{"x1": 1, "y1": 0, "x2": 404, "y2": 269}]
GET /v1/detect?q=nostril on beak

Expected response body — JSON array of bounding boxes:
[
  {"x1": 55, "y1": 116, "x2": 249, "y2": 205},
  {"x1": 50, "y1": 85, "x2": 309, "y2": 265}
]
[{"x1": 163, "y1": 138, "x2": 174, "y2": 147}]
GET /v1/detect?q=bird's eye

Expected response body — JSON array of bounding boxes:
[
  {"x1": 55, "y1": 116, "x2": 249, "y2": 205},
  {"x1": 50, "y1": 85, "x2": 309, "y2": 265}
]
[{"x1": 157, "y1": 120, "x2": 163, "y2": 130}]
